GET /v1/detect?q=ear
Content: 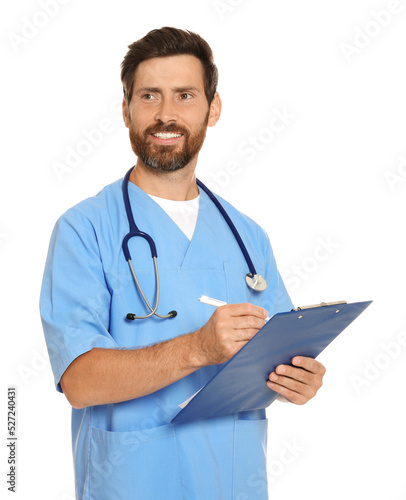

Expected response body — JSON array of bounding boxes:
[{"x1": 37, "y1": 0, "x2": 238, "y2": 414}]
[
  {"x1": 122, "y1": 98, "x2": 130, "y2": 128},
  {"x1": 207, "y1": 92, "x2": 222, "y2": 127}
]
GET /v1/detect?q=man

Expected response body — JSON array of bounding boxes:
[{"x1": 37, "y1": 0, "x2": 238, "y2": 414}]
[{"x1": 40, "y1": 27, "x2": 325, "y2": 499}]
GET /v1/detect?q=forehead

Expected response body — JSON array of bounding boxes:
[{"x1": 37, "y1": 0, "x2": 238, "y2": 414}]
[{"x1": 133, "y1": 54, "x2": 205, "y2": 90}]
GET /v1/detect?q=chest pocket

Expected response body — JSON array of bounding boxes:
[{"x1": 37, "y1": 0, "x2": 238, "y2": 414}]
[{"x1": 224, "y1": 260, "x2": 267, "y2": 308}]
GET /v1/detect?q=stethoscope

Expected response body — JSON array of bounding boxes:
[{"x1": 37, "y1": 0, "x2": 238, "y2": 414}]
[{"x1": 122, "y1": 167, "x2": 267, "y2": 320}]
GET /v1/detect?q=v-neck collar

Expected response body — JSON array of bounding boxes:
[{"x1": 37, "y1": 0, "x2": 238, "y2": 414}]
[
  {"x1": 127, "y1": 181, "x2": 189, "y2": 237},
  {"x1": 126, "y1": 180, "x2": 232, "y2": 270},
  {"x1": 127, "y1": 181, "x2": 212, "y2": 269}
]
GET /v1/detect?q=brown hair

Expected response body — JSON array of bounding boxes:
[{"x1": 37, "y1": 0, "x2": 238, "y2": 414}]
[{"x1": 121, "y1": 27, "x2": 218, "y2": 105}]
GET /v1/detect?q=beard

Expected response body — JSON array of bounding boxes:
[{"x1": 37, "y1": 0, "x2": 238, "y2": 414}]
[{"x1": 128, "y1": 111, "x2": 209, "y2": 172}]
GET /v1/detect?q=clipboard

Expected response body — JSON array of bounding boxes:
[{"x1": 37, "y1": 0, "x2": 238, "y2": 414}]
[{"x1": 172, "y1": 300, "x2": 372, "y2": 424}]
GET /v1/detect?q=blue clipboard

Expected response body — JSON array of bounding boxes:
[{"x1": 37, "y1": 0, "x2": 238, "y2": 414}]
[{"x1": 172, "y1": 300, "x2": 372, "y2": 424}]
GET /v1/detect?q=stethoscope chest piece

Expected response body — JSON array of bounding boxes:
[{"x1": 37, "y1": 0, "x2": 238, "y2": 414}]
[
  {"x1": 122, "y1": 167, "x2": 268, "y2": 321},
  {"x1": 245, "y1": 273, "x2": 267, "y2": 292}
]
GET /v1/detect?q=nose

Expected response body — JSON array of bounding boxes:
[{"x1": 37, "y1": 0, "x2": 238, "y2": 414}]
[{"x1": 154, "y1": 96, "x2": 178, "y2": 124}]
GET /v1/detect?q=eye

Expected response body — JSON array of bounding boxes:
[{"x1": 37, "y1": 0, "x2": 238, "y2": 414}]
[
  {"x1": 179, "y1": 93, "x2": 193, "y2": 100},
  {"x1": 142, "y1": 93, "x2": 157, "y2": 101}
]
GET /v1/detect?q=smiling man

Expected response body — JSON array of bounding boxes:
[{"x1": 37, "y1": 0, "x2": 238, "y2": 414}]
[
  {"x1": 40, "y1": 27, "x2": 325, "y2": 500},
  {"x1": 126, "y1": 56, "x2": 211, "y2": 174}
]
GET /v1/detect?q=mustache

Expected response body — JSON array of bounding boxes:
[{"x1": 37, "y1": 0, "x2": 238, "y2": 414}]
[{"x1": 145, "y1": 123, "x2": 188, "y2": 135}]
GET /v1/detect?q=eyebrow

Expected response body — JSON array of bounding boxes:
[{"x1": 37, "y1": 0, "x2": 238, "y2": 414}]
[{"x1": 135, "y1": 86, "x2": 202, "y2": 95}]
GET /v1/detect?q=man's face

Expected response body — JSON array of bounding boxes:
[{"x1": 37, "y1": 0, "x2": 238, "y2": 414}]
[{"x1": 123, "y1": 54, "x2": 220, "y2": 172}]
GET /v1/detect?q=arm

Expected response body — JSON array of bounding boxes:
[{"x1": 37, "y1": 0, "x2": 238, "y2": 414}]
[{"x1": 61, "y1": 303, "x2": 268, "y2": 409}]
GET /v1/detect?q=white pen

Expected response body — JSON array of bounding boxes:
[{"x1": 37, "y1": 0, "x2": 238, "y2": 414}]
[
  {"x1": 198, "y1": 295, "x2": 227, "y2": 307},
  {"x1": 198, "y1": 295, "x2": 270, "y2": 321}
]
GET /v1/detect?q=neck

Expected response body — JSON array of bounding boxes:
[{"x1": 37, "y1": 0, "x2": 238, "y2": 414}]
[{"x1": 129, "y1": 158, "x2": 200, "y2": 201}]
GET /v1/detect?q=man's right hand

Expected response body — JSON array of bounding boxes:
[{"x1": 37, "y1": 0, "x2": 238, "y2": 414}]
[
  {"x1": 61, "y1": 302, "x2": 268, "y2": 409},
  {"x1": 193, "y1": 303, "x2": 268, "y2": 366}
]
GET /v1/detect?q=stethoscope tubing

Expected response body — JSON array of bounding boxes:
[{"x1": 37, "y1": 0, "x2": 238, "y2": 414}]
[
  {"x1": 121, "y1": 167, "x2": 264, "y2": 320},
  {"x1": 196, "y1": 179, "x2": 257, "y2": 278}
]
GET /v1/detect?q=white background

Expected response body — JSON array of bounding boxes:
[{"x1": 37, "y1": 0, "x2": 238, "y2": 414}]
[{"x1": 2, "y1": 1, "x2": 406, "y2": 499}]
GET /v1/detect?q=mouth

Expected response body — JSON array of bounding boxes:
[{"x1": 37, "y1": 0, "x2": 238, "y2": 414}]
[{"x1": 150, "y1": 132, "x2": 184, "y2": 145}]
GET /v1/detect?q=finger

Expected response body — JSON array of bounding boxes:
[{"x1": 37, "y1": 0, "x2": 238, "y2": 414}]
[
  {"x1": 268, "y1": 371, "x2": 318, "y2": 401},
  {"x1": 274, "y1": 365, "x2": 314, "y2": 385},
  {"x1": 231, "y1": 315, "x2": 266, "y2": 332},
  {"x1": 291, "y1": 357, "x2": 326, "y2": 375},
  {"x1": 232, "y1": 328, "x2": 262, "y2": 343},
  {"x1": 225, "y1": 303, "x2": 268, "y2": 320},
  {"x1": 266, "y1": 379, "x2": 309, "y2": 405},
  {"x1": 268, "y1": 371, "x2": 314, "y2": 394}
]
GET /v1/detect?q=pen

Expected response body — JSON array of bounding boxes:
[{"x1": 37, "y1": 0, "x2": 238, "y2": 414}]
[
  {"x1": 198, "y1": 296, "x2": 270, "y2": 321},
  {"x1": 198, "y1": 295, "x2": 227, "y2": 307}
]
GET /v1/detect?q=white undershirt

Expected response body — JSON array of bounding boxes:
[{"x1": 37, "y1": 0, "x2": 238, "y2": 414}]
[
  {"x1": 149, "y1": 192, "x2": 287, "y2": 403},
  {"x1": 148, "y1": 194, "x2": 200, "y2": 241}
]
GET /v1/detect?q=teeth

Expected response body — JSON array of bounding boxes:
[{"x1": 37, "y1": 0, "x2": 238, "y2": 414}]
[{"x1": 152, "y1": 133, "x2": 182, "y2": 139}]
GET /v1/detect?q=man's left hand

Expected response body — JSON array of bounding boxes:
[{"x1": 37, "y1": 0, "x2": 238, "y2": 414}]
[{"x1": 267, "y1": 357, "x2": 326, "y2": 405}]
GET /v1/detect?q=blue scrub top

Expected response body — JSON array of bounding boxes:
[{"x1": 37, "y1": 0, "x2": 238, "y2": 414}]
[{"x1": 40, "y1": 176, "x2": 293, "y2": 500}]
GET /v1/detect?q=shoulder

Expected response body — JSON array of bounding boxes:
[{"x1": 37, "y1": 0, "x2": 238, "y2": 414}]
[
  {"x1": 211, "y1": 192, "x2": 271, "y2": 250},
  {"x1": 57, "y1": 178, "x2": 123, "y2": 232}
]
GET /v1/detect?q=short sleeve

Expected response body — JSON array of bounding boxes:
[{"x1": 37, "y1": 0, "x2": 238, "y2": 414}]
[{"x1": 40, "y1": 213, "x2": 118, "y2": 392}]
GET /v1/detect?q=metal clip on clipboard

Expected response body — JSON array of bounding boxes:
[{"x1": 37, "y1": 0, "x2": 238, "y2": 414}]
[{"x1": 292, "y1": 300, "x2": 347, "y2": 311}]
